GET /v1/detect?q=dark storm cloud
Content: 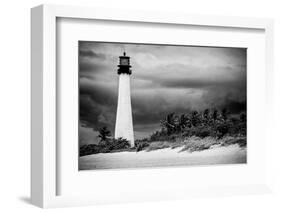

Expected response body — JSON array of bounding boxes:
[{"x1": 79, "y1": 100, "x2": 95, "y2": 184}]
[
  {"x1": 78, "y1": 42, "x2": 246, "y2": 144},
  {"x1": 132, "y1": 103, "x2": 192, "y2": 126},
  {"x1": 79, "y1": 79, "x2": 118, "y2": 132},
  {"x1": 79, "y1": 94, "x2": 116, "y2": 132},
  {"x1": 80, "y1": 79, "x2": 117, "y2": 104},
  {"x1": 79, "y1": 49, "x2": 106, "y2": 59},
  {"x1": 79, "y1": 62, "x2": 106, "y2": 80},
  {"x1": 157, "y1": 76, "x2": 241, "y2": 89}
]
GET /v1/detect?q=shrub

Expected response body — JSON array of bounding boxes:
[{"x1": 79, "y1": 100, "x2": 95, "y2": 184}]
[
  {"x1": 135, "y1": 140, "x2": 150, "y2": 152},
  {"x1": 149, "y1": 131, "x2": 178, "y2": 142},
  {"x1": 183, "y1": 126, "x2": 213, "y2": 138},
  {"x1": 146, "y1": 141, "x2": 171, "y2": 151},
  {"x1": 216, "y1": 123, "x2": 230, "y2": 139},
  {"x1": 196, "y1": 127, "x2": 212, "y2": 138},
  {"x1": 79, "y1": 137, "x2": 131, "y2": 156},
  {"x1": 107, "y1": 137, "x2": 131, "y2": 151},
  {"x1": 79, "y1": 144, "x2": 101, "y2": 156},
  {"x1": 180, "y1": 136, "x2": 219, "y2": 152},
  {"x1": 222, "y1": 137, "x2": 247, "y2": 147}
]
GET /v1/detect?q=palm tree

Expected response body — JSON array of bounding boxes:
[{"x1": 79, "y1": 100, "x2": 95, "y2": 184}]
[
  {"x1": 98, "y1": 126, "x2": 111, "y2": 143},
  {"x1": 191, "y1": 110, "x2": 201, "y2": 127},
  {"x1": 212, "y1": 109, "x2": 218, "y2": 122},
  {"x1": 221, "y1": 108, "x2": 228, "y2": 121},
  {"x1": 160, "y1": 113, "x2": 177, "y2": 135},
  {"x1": 203, "y1": 109, "x2": 210, "y2": 125},
  {"x1": 177, "y1": 114, "x2": 190, "y2": 131}
]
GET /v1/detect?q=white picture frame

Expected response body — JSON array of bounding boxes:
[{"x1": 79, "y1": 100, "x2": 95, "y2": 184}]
[{"x1": 31, "y1": 4, "x2": 274, "y2": 208}]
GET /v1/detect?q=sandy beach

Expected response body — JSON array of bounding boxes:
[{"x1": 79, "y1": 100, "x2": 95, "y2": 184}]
[{"x1": 79, "y1": 144, "x2": 246, "y2": 170}]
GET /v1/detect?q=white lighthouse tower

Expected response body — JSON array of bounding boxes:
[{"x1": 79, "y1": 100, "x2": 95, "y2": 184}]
[{"x1": 115, "y1": 52, "x2": 134, "y2": 147}]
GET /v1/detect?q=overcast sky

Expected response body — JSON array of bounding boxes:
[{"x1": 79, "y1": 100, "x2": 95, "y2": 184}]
[{"x1": 79, "y1": 41, "x2": 246, "y2": 146}]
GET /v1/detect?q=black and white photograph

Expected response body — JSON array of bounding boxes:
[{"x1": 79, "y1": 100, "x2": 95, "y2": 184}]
[{"x1": 79, "y1": 41, "x2": 247, "y2": 170}]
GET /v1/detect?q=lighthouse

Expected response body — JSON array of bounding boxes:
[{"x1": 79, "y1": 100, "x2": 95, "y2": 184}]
[{"x1": 114, "y1": 52, "x2": 134, "y2": 147}]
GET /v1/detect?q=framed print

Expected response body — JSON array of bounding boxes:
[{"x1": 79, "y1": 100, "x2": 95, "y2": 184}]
[{"x1": 31, "y1": 4, "x2": 274, "y2": 208}]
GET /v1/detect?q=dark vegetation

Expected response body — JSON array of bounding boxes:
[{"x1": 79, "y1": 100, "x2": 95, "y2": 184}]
[
  {"x1": 80, "y1": 108, "x2": 246, "y2": 156},
  {"x1": 80, "y1": 126, "x2": 132, "y2": 156}
]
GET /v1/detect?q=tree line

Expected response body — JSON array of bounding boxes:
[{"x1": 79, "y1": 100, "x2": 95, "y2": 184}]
[
  {"x1": 149, "y1": 108, "x2": 246, "y2": 142},
  {"x1": 80, "y1": 108, "x2": 246, "y2": 156}
]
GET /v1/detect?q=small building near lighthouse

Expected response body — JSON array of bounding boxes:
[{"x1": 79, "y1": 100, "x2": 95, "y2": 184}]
[{"x1": 114, "y1": 52, "x2": 134, "y2": 147}]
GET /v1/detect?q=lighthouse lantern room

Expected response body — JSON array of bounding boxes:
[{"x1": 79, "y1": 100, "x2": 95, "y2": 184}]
[{"x1": 118, "y1": 52, "x2": 132, "y2": 75}]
